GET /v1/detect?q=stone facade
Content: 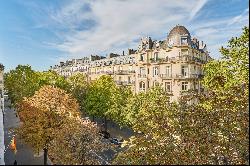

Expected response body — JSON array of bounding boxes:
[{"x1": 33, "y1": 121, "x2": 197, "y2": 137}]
[
  {"x1": 0, "y1": 63, "x2": 4, "y2": 110},
  {"x1": 51, "y1": 25, "x2": 212, "y2": 102}
]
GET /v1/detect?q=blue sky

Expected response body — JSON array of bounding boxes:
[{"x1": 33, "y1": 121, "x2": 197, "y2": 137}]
[{"x1": 0, "y1": 0, "x2": 249, "y2": 71}]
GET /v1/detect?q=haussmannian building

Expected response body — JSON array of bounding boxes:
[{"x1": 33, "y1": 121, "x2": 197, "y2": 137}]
[
  {"x1": 0, "y1": 63, "x2": 4, "y2": 110},
  {"x1": 51, "y1": 25, "x2": 212, "y2": 102}
]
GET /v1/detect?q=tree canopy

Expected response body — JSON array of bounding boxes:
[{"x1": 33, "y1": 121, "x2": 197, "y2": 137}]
[
  {"x1": 4, "y1": 66, "x2": 69, "y2": 107},
  {"x1": 17, "y1": 85, "x2": 80, "y2": 152},
  {"x1": 114, "y1": 26, "x2": 249, "y2": 165},
  {"x1": 85, "y1": 75, "x2": 117, "y2": 118},
  {"x1": 67, "y1": 73, "x2": 88, "y2": 113},
  {"x1": 4, "y1": 65, "x2": 40, "y2": 106}
]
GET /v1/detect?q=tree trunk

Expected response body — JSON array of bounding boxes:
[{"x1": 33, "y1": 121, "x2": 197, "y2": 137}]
[{"x1": 44, "y1": 148, "x2": 48, "y2": 165}]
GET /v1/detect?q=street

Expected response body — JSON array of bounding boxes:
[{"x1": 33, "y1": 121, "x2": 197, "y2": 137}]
[{"x1": 3, "y1": 99, "x2": 52, "y2": 165}]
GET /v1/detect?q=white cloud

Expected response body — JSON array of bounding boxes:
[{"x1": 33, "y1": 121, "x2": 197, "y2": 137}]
[
  {"x1": 26, "y1": 0, "x2": 249, "y2": 61},
  {"x1": 189, "y1": 0, "x2": 208, "y2": 21},
  {"x1": 228, "y1": 8, "x2": 249, "y2": 25},
  {"x1": 42, "y1": 0, "x2": 204, "y2": 57}
]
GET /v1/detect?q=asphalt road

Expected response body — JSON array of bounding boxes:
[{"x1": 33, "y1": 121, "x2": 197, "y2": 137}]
[{"x1": 3, "y1": 99, "x2": 52, "y2": 165}]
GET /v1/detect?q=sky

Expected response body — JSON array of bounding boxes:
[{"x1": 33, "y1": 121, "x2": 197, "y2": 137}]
[{"x1": 0, "y1": 0, "x2": 249, "y2": 72}]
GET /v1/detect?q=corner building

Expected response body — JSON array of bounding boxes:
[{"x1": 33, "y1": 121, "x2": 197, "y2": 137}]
[{"x1": 51, "y1": 25, "x2": 212, "y2": 102}]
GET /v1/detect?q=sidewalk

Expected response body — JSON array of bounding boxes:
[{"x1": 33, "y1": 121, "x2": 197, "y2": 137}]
[{"x1": 3, "y1": 99, "x2": 52, "y2": 165}]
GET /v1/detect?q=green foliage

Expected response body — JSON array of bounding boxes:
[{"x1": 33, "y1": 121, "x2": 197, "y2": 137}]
[
  {"x1": 107, "y1": 85, "x2": 133, "y2": 126},
  {"x1": 4, "y1": 66, "x2": 69, "y2": 107},
  {"x1": 85, "y1": 75, "x2": 117, "y2": 118},
  {"x1": 4, "y1": 65, "x2": 40, "y2": 106},
  {"x1": 113, "y1": 87, "x2": 180, "y2": 165},
  {"x1": 203, "y1": 26, "x2": 249, "y2": 91},
  {"x1": 67, "y1": 73, "x2": 88, "y2": 113},
  {"x1": 38, "y1": 71, "x2": 70, "y2": 91},
  {"x1": 114, "y1": 27, "x2": 249, "y2": 165}
]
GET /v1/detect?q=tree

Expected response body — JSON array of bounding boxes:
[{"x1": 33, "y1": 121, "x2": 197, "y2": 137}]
[
  {"x1": 106, "y1": 85, "x2": 133, "y2": 127},
  {"x1": 113, "y1": 87, "x2": 181, "y2": 165},
  {"x1": 203, "y1": 26, "x2": 249, "y2": 92},
  {"x1": 17, "y1": 85, "x2": 80, "y2": 165},
  {"x1": 67, "y1": 73, "x2": 88, "y2": 113},
  {"x1": 114, "y1": 27, "x2": 249, "y2": 165},
  {"x1": 85, "y1": 75, "x2": 117, "y2": 131},
  {"x1": 4, "y1": 66, "x2": 69, "y2": 108},
  {"x1": 4, "y1": 65, "x2": 40, "y2": 107},
  {"x1": 195, "y1": 26, "x2": 249, "y2": 164},
  {"x1": 38, "y1": 71, "x2": 70, "y2": 91},
  {"x1": 48, "y1": 117, "x2": 108, "y2": 165}
]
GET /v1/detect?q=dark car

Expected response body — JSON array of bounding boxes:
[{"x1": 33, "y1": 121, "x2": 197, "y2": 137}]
[{"x1": 110, "y1": 138, "x2": 123, "y2": 146}]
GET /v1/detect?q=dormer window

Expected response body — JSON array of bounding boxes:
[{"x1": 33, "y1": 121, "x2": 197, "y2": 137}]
[{"x1": 181, "y1": 36, "x2": 188, "y2": 45}]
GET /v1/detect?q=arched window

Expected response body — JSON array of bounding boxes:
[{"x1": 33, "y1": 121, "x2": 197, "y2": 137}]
[{"x1": 139, "y1": 82, "x2": 146, "y2": 91}]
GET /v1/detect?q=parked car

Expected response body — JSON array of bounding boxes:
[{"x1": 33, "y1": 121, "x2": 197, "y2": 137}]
[{"x1": 110, "y1": 137, "x2": 123, "y2": 146}]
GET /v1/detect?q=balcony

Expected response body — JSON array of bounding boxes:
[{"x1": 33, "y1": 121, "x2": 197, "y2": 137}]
[
  {"x1": 127, "y1": 81, "x2": 135, "y2": 85},
  {"x1": 160, "y1": 74, "x2": 172, "y2": 79},
  {"x1": 138, "y1": 74, "x2": 147, "y2": 78},
  {"x1": 115, "y1": 70, "x2": 136, "y2": 75},
  {"x1": 115, "y1": 81, "x2": 135, "y2": 85},
  {"x1": 168, "y1": 55, "x2": 207, "y2": 64},
  {"x1": 149, "y1": 58, "x2": 169, "y2": 64},
  {"x1": 174, "y1": 73, "x2": 202, "y2": 79}
]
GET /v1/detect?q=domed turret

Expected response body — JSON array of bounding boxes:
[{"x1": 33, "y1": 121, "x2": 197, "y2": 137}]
[{"x1": 166, "y1": 25, "x2": 191, "y2": 47}]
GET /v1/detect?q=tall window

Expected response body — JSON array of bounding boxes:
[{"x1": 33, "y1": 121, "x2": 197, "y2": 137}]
[
  {"x1": 181, "y1": 82, "x2": 188, "y2": 91},
  {"x1": 139, "y1": 82, "x2": 146, "y2": 91},
  {"x1": 181, "y1": 66, "x2": 188, "y2": 77},
  {"x1": 165, "y1": 82, "x2": 171, "y2": 92},
  {"x1": 128, "y1": 76, "x2": 131, "y2": 83},
  {"x1": 154, "y1": 52, "x2": 159, "y2": 60},
  {"x1": 153, "y1": 67, "x2": 159, "y2": 77},
  {"x1": 140, "y1": 67, "x2": 145, "y2": 75},
  {"x1": 140, "y1": 54, "x2": 144, "y2": 61},
  {"x1": 166, "y1": 66, "x2": 171, "y2": 77}
]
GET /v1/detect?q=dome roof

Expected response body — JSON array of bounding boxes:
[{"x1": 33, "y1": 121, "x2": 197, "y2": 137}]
[
  {"x1": 166, "y1": 25, "x2": 191, "y2": 46},
  {"x1": 168, "y1": 25, "x2": 190, "y2": 37}
]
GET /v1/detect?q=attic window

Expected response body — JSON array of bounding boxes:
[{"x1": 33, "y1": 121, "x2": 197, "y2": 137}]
[{"x1": 181, "y1": 36, "x2": 188, "y2": 45}]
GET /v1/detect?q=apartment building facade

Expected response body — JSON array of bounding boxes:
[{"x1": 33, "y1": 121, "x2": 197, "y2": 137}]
[
  {"x1": 51, "y1": 25, "x2": 212, "y2": 102},
  {"x1": 0, "y1": 64, "x2": 4, "y2": 110}
]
